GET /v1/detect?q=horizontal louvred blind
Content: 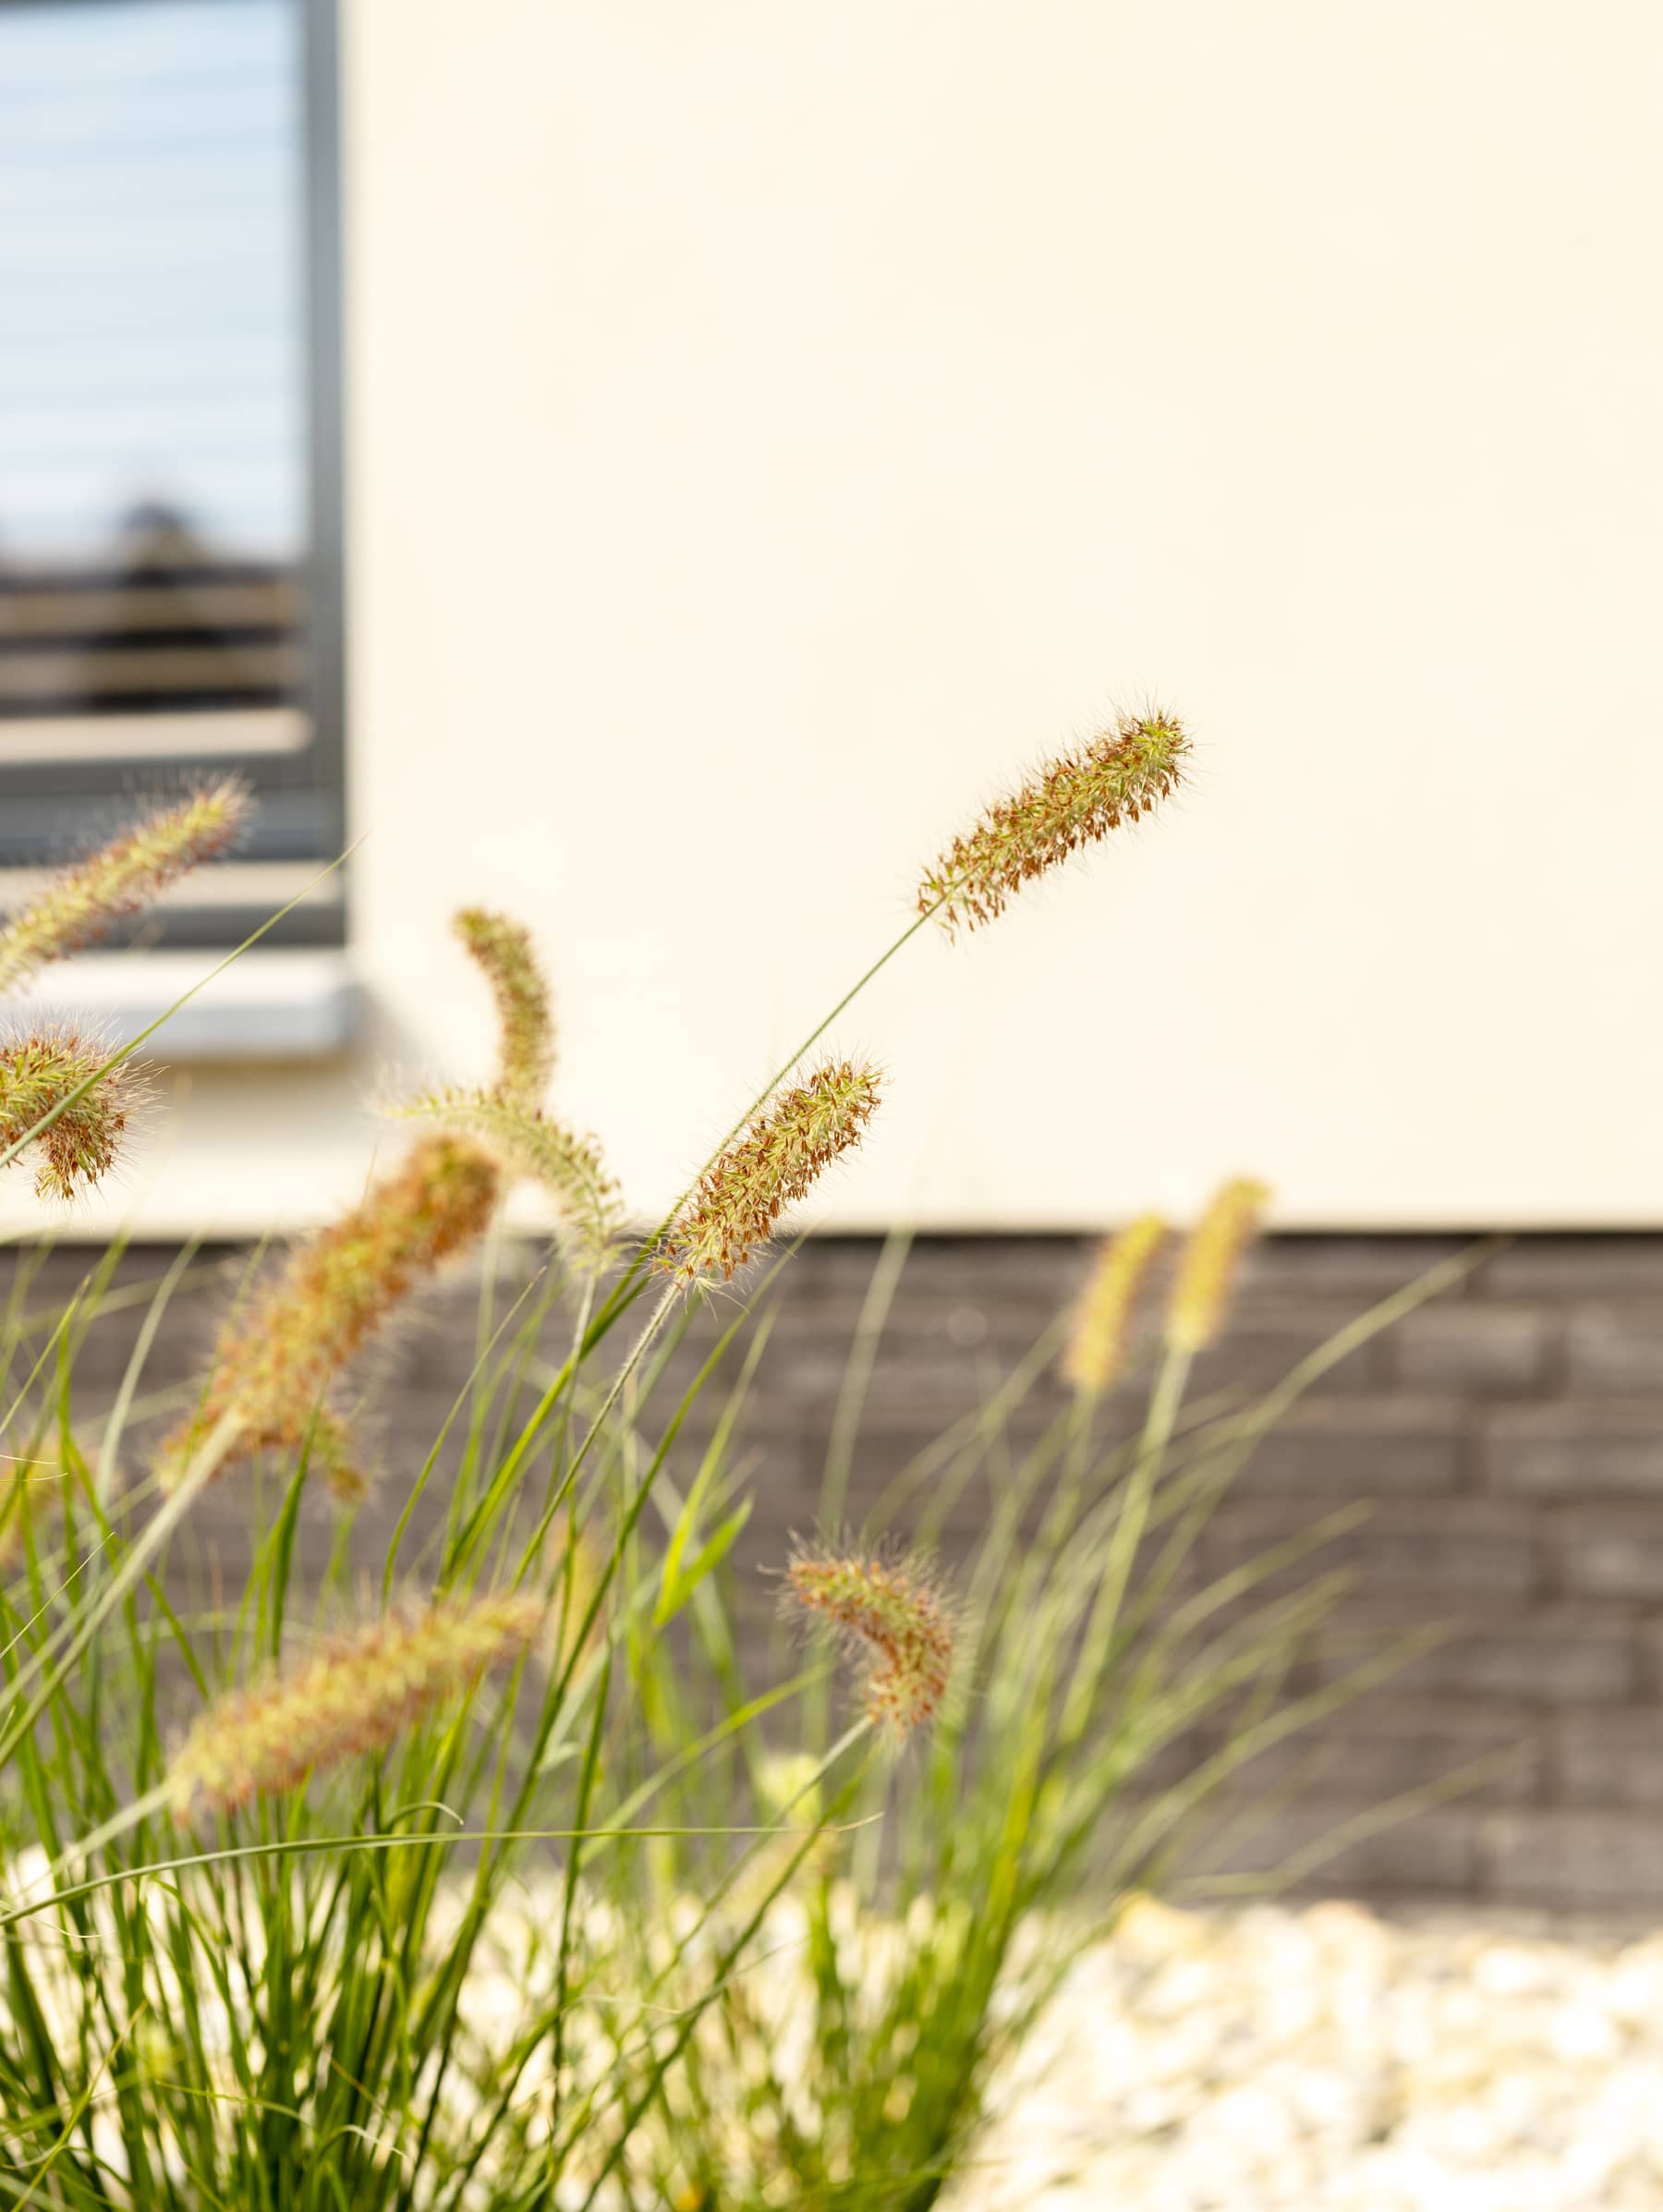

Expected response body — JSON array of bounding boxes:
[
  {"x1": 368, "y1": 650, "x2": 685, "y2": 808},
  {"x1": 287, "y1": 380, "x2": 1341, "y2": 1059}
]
[{"x1": 0, "y1": 543, "x2": 305, "y2": 763}]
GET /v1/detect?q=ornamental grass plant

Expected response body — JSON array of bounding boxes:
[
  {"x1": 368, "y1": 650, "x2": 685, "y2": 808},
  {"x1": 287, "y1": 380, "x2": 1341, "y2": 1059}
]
[{"x1": 0, "y1": 731, "x2": 1478, "y2": 2207}]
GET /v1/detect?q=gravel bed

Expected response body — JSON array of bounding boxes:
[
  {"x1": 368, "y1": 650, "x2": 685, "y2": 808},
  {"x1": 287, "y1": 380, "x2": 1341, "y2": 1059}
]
[
  {"x1": 11, "y1": 1845, "x2": 1663, "y2": 2205},
  {"x1": 949, "y1": 1894, "x2": 1663, "y2": 2211}
]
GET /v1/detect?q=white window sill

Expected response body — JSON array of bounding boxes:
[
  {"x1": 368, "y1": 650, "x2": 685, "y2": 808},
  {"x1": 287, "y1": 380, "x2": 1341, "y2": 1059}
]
[{"x1": 9, "y1": 949, "x2": 358, "y2": 1062}]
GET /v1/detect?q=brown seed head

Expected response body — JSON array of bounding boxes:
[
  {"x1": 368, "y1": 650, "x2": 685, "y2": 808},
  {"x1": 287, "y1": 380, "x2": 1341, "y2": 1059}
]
[
  {"x1": 786, "y1": 1545, "x2": 954, "y2": 1738},
  {"x1": 1166, "y1": 1177, "x2": 1272, "y2": 1355},
  {"x1": 158, "y1": 1133, "x2": 501, "y2": 1494},
  {"x1": 0, "y1": 1026, "x2": 147, "y2": 1200},
  {"x1": 1061, "y1": 1212, "x2": 1168, "y2": 1394},
  {"x1": 919, "y1": 713, "x2": 1189, "y2": 936},
  {"x1": 657, "y1": 1060, "x2": 882, "y2": 1286},
  {"x1": 168, "y1": 1591, "x2": 547, "y2": 1819},
  {"x1": 454, "y1": 907, "x2": 555, "y2": 1102},
  {"x1": 0, "y1": 778, "x2": 249, "y2": 995}
]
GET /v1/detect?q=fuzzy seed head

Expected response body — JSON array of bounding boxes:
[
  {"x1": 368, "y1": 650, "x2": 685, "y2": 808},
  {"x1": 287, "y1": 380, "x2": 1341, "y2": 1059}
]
[
  {"x1": 0, "y1": 1026, "x2": 147, "y2": 1200},
  {"x1": 919, "y1": 714, "x2": 1189, "y2": 936},
  {"x1": 1062, "y1": 1212, "x2": 1168, "y2": 1394},
  {"x1": 158, "y1": 1133, "x2": 500, "y2": 1493},
  {"x1": 658, "y1": 1061, "x2": 882, "y2": 1287},
  {"x1": 786, "y1": 1546, "x2": 954, "y2": 1738},
  {"x1": 0, "y1": 778, "x2": 249, "y2": 995},
  {"x1": 168, "y1": 1591, "x2": 547, "y2": 1819},
  {"x1": 454, "y1": 907, "x2": 555, "y2": 1102},
  {"x1": 1166, "y1": 1177, "x2": 1272, "y2": 1354},
  {"x1": 395, "y1": 1086, "x2": 622, "y2": 1266}
]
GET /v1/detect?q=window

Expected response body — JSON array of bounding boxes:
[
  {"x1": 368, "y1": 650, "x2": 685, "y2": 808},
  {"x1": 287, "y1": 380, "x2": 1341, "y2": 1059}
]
[{"x1": 0, "y1": 0, "x2": 344, "y2": 952}]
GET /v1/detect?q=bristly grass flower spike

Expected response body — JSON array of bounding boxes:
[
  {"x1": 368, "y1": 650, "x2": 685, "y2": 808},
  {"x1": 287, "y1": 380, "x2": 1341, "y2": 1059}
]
[
  {"x1": 394, "y1": 1088, "x2": 623, "y2": 1269},
  {"x1": 454, "y1": 906, "x2": 556, "y2": 1103},
  {"x1": 1062, "y1": 1211, "x2": 1168, "y2": 1395},
  {"x1": 0, "y1": 1025, "x2": 149, "y2": 1200},
  {"x1": 1166, "y1": 1176, "x2": 1272, "y2": 1354},
  {"x1": 0, "y1": 777, "x2": 249, "y2": 997},
  {"x1": 167, "y1": 1591, "x2": 547, "y2": 1819},
  {"x1": 658, "y1": 1059, "x2": 882, "y2": 1287},
  {"x1": 392, "y1": 905, "x2": 622, "y2": 1264},
  {"x1": 919, "y1": 711, "x2": 1189, "y2": 937},
  {"x1": 1057, "y1": 1175, "x2": 1273, "y2": 1748},
  {"x1": 786, "y1": 1544, "x2": 955, "y2": 1739},
  {"x1": 157, "y1": 1134, "x2": 502, "y2": 1496}
]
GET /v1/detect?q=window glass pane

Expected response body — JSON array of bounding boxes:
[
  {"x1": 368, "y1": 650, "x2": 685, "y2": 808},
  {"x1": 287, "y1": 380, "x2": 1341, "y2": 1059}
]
[{"x1": 0, "y1": 0, "x2": 342, "y2": 948}]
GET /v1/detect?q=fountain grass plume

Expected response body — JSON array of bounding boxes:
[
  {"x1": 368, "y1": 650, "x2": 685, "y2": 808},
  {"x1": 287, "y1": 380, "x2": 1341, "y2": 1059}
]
[
  {"x1": 167, "y1": 1590, "x2": 547, "y2": 1818},
  {"x1": 1062, "y1": 1211, "x2": 1168, "y2": 1393},
  {"x1": 786, "y1": 1543, "x2": 955, "y2": 1739},
  {"x1": 1166, "y1": 1176, "x2": 1272, "y2": 1353},
  {"x1": 919, "y1": 712, "x2": 1188, "y2": 936},
  {"x1": 0, "y1": 776, "x2": 249, "y2": 995},
  {"x1": 394, "y1": 1086, "x2": 622, "y2": 1267},
  {"x1": 454, "y1": 907, "x2": 555, "y2": 1102},
  {"x1": 0, "y1": 1025, "x2": 148, "y2": 1200},
  {"x1": 657, "y1": 1058, "x2": 881, "y2": 1286},
  {"x1": 157, "y1": 1133, "x2": 501, "y2": 1495}
]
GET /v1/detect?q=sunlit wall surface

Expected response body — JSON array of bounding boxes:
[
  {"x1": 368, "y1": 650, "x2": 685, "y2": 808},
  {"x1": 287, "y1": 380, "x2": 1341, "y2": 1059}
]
[{"x1": 2, "y1": 0, "x2": 1660, "y2": 1236}]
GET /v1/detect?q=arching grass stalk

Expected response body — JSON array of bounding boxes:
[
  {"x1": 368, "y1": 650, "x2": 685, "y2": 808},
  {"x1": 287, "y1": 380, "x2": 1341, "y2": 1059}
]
[
  {"x1": 469, "y1": 711, "x2": 1195, "y2": 1494},
  {"x1": 613, "y1": 907, "x2": 941, "y2": 1312},
  {"x1": 434, "y1": 908, "x2": 942, "y2": 1525},
  {"x1": 597, "y1": 716, "x2": 1187, "y2": 1309},
  {"x1": 494, "y1": 1065, "x2": 885, "y2": 1605},
  {"x1": 0, "y1": 1805, "x2": 885, "y2": 1940}
]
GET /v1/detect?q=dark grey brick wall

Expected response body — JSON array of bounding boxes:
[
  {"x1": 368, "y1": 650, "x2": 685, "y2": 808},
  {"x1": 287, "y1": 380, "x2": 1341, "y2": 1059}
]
[{"x1": 13, "y1": 1233, "x2": 1663, "y2": 1911}]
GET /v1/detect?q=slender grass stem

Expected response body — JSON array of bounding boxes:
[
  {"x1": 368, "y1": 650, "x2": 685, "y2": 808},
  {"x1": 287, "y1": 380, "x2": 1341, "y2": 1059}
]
[
  {"x1": 611, "y1": 905, "x2": 942, "y2": 1307},
  {"x1": 1055, "y1": 1344, "x2": 1190, "y2": 1752}
]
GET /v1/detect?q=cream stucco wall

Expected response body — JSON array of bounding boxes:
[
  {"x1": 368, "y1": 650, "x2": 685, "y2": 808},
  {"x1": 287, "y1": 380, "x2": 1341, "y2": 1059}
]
[{"x1": 14, "y1": 0, "x2": 1662, "y2": 1239}]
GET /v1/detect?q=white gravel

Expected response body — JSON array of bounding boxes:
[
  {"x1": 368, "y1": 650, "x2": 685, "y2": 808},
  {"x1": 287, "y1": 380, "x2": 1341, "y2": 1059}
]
[
  {"x1": 949, "y1": 1894, "x2": 1663, "y2": 2212},
  {"x1": 12, "y1": 1839, "x2": 1663, "y2": 2206}
]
